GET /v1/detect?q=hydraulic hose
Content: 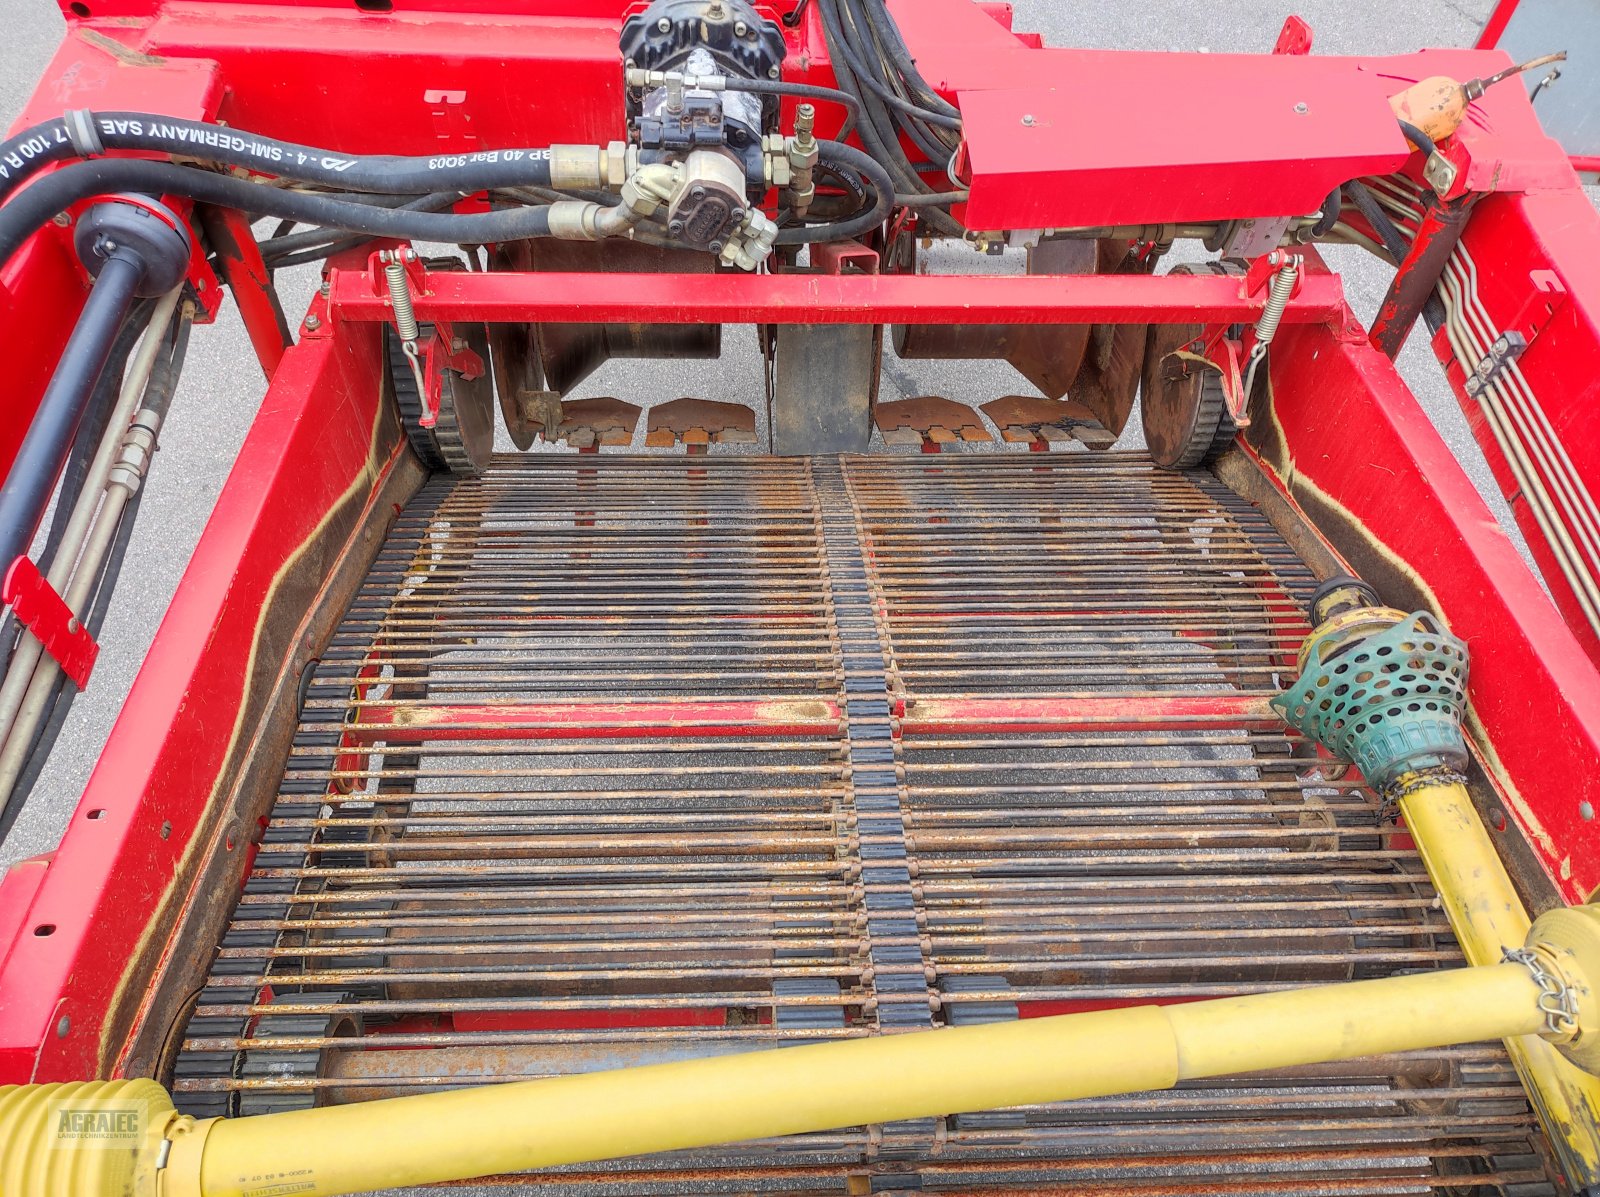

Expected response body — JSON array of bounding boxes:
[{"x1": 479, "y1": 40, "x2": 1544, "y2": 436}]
[
  {"x1": 260, "y1": 192, "x2": 464, "y2": 267},
  {"x1": 774, "y1": 140, "x2": 892, "y2": 244},
  {"x1": 722, "y1": 77, "x2": 862, "y2": 127},
  {"x1": 0, "y1": 301, "x2": 193, "y2": 839},
  {"x1": 0, "y1": 113, "x2": 555, "y2": 205},
  {"x1": 0, "y1": 251, "x2": 143, "y2": 572},
  {"x1": 0, "y1": 158, "x2": 554, "y2": 271}
]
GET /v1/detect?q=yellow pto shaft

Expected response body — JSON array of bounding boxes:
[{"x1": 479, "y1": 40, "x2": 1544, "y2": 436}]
[
  {"x1": 1398, "y1": 779, "x2": 1600, "y2": 1184},
  {"x1": 0, "y1": 954, "x2": 1576, "y2": 1197}
]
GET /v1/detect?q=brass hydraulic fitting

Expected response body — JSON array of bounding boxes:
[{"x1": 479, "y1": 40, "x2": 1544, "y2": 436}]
[{"x1": 548, "y1": 142, "x2": 634, "y2": 190}]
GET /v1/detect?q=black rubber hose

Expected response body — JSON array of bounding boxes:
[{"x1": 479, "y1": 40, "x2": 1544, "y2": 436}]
[
  {"x1": 0, "y1": 158, "x2": 555, "y2": 270},
  {"x1": 820, "y1": 6, "x2": 960, "y2": 131},
  {"x1": 1396, "y1": 118, "x2": 1439, "y2": 161},
  {"x1": 727, "y1": 77, "x2": 862, "y2": 127},
  {"x1": 837, "y1": 0, "x2": 960, "y2": 160},
  {"x1": 0, "y1": 113, "x2": 556, "y2": 205},
  {"x1": 0, "y1": 251, "x2": 143, "y2": 572},
  {"x1": 815, "y1": 0, "x2": 963, "y2": 236},
  {"x1": 1344, "y1": 181, "x2": 1411, "y2": 264},
  {"x1": 0, "y1": 300, "x2": 151, "y2": 676},
  {"x1": 261, "y1": 191, "x2": 462, "y2": 263},
  {"x1": 774, "y1": 140, "x2": 892, "y2": 244},
  {"x1": 0, "y1": 307, "x2": 192, "y2": 846},
  {"x1": 859, "y1": 0, "x2": 961, "y2": 119}
]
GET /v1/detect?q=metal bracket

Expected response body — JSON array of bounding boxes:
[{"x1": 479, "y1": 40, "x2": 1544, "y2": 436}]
[
  {"x1": 1272, "y1": 14, "x2": 1312, "y2": 54},
  {"x1": 1464, "y1": 330, "x2": 1528, "y2": 397},
  {"x1": 420, "y1": 322, "x2": 487, "y2": 429},
  {"x1": 2, "y1": 556, "x2": 97, "y2": 688}
]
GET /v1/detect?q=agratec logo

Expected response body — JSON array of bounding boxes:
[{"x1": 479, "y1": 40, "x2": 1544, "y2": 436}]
[{"x1": 49, "y1": 1097, "x2": 145, "y2": 1149}]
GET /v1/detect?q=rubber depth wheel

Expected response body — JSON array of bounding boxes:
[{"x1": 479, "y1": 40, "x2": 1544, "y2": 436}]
[
  {"x1": 387, "y1": 321, "x2": 496, "y2": 477},
  {"x1": 1139, "y1": 261, "x2": 1241, "y2": 471}
]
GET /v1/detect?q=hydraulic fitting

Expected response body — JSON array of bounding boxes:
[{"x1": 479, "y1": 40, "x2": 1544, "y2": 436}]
[
  {"x1": 786, "y1": 104, "x2": 819, "y2": 217},
  {"x1": 718, "y1": 207, "x2": 778, "y2": 271},
  {"x1": 548, "y1": 142, "x2": 634, "y2": 190},
  {"x1": 762, "y1": 133, "x2": 792, "y2": 188},
  {"x1": 547, "y1": 163, "x2": 685, "y2": 240}
]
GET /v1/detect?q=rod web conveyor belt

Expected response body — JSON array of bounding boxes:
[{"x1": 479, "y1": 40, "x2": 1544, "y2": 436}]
[{"x1": 171, "y1": 452, "x2": 1556, "y2": 1195}]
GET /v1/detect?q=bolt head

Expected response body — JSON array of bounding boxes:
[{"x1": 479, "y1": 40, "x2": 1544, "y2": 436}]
[
  {"x1": 668, "y1": 220, "x2": 685, "y2": 235},
  {"x1": 1294, "y1": 101, "x2": 1309, "y2": 114},
  {"x1": 56, "y1": 1016, "x2": 70, "y2": 1038},
  {"x1": 690, "y1": 184, "x2": 706, "y2": 199},
  {"x1": 1583, "y1": 801, "x2": 1596, "y2": 821},
  {"x1": 734, "y1": 19, "x2": 748, "y2": 35},
  {"x1": 709, "y1": 240, "x2": 724, "y2": 253},
  {"x1": 768, "y1": 65, "x2": 781, "y2": 79},
  {"x1": 305, "y1": 314, "x2": 321, "y2": 330},
  {"x1": 52, "y1": 212, "x2": 72, "y2": 228},
  {"x1": 729, "y1": 207, "x2": 745, "y2": 222},
  {"x1": 656, "y1": 15, "x2": 671, "y2": 31},
  {"x1": 1021, "y1": 114, "x2": 1035, "y2": 126}
]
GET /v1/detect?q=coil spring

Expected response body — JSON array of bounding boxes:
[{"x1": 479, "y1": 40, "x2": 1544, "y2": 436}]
[
  {"x1": 385, "y1": 255, "x2": 419, "y2": 344},
  {"x1": 1256, "y1": 260, "x2": 1299, "y2": 347}
]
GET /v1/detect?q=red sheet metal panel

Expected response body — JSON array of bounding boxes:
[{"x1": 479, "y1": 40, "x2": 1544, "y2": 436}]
[{"x1": 959, "y1": 56, "x2": 1409, "y2": 228}]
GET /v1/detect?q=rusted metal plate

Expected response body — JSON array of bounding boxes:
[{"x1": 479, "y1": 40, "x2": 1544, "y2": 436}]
[
  {"x1": 645, "y1": 398, "x2": 759, "y2": 446},
  {"x1": 555, "y1": 396, "x2": 641, "y2": 449},
  {"x1": 979, "y1": 395, "x2": 1113, "y2": 447},
  {"x1": 874, "y1": 396, "x2": 991, "y2": 447}
]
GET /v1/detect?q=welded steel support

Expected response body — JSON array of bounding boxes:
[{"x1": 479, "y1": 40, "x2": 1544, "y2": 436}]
[
  {"x1": 326, "y1": 269, "x2": 1349, "y2": 327},
  {"x1": 1369, "y1": 195, "x2": 1471, "y2": 357},
  {"x1": 194, "y1": 206, "x2": 291, "y2": 382}
]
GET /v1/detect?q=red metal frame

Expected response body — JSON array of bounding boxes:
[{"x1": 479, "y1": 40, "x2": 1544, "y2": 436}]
[
  {"x1": 0, "y1": 0, "x2": 1599, "y2": 1088},
  {"x1": 329, "y1": 268, "x2": 1348, "y2": 327}
]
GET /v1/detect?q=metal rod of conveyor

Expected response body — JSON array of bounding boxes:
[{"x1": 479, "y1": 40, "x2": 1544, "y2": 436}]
[{"x1": 2, "y1": 582, "x2": 1599, "y2": 1196}]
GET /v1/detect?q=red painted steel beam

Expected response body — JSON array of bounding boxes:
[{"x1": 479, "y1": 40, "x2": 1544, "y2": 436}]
[
  {"x1": 349, "y1": 700, "x2": 845, "y2": 742},
  {"x1": 345, "y1": 694, "x2": 1278, "y2": 743},
  {"x1": 326, "y1": 270, "x2": 1348, "y2": 327},
  {"x1": 900, "y1": 695, "x2": 1279, "y2": 735}
]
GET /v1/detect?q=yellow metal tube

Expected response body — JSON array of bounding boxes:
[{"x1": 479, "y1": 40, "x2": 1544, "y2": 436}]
[
  {"x1": 159, "y1": 962, "x2": 1547, "y2": 1197},
  {"x1": 1397, "y1": 779, "x2": 1600, "y2": 1184}
]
